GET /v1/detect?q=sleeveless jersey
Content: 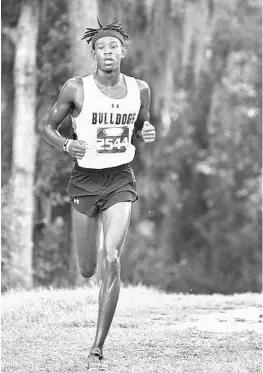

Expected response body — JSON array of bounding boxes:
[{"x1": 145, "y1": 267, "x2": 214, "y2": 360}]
[{"x1": 72, "y1": 74, "x2": 141, "y2": 169}]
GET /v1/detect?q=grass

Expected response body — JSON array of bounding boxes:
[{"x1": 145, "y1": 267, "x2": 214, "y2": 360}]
[{"x1": 1, "y1": 285, "x2": 262, "y2": 372}]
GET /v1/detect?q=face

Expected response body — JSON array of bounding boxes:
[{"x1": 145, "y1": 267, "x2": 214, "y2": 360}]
[{"x1": 92, "y1": 36, "x2": 126, "y2": 72}]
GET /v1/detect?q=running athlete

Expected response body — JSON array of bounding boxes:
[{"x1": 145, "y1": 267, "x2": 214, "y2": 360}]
[{"x1": 43, "y1": 19, "x2": 155, "y2": 370}]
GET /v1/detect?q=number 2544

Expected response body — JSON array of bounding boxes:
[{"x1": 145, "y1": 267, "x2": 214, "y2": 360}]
[{"x1": 97, "y1": 137, "x2": 129, "y2": 151}]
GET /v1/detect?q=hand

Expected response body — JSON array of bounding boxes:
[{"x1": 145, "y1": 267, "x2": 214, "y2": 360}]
[
  {"x1": 141, "y1": 121, "x2": 156, "y2": 143},
  {"x1": 67, "y1": 140, "x2": 86, "y2": 159}
]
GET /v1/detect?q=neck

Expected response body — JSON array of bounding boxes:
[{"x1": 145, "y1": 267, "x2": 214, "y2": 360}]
[{"x1": 95, "y1": 68, "x2": 122, "y2": 87}]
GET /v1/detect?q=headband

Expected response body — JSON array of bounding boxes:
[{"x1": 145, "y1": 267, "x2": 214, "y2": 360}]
[{"x1": 92, "y1": 29, "x2": 125, "y2": 48}]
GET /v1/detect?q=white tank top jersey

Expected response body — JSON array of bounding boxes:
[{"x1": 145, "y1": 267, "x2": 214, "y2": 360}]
[{"x1": 72, "y1": 74, "x2": 141, "y2": 169}]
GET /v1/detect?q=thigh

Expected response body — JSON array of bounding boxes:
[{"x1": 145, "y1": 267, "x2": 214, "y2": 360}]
[
  {"x1": 101, "y1": 202, "x2": 132, "y2": 260},
  {"x1": 72, "y1": 207, "x2": 102, "y2": 267}
]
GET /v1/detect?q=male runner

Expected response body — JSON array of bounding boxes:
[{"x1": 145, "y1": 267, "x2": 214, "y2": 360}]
[{"x1": 43, "y1": 19, "x2": 155, "y2": 370}]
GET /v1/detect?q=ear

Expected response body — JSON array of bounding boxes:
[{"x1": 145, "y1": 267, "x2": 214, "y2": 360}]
[
  {"x1": 91, "y1": 48, "x2": 96, "y2": 61},
  {"x1": 121, "y1": 45, "x2": 127, "y2": 59}
]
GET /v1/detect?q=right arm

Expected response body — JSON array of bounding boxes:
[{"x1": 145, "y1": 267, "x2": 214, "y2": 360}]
[{"x1": 42, "y1": 78, "x2": 86, "y2": 159}]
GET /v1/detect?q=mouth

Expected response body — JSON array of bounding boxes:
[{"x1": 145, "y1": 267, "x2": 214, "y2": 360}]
[{"x1": 104, "y1": 58, "x2": 114, "y2": 62}]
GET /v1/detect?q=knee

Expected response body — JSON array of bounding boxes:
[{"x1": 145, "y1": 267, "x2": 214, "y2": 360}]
[
  {"x1": 104, "y1": 248, "x2": 120, "y2": 276},
  {"x1": 79, "y1": 263, "x2": 97, "y2": 279},
  {"x1": 106, "y1": 247, "x2": 119, "y2": 263}
]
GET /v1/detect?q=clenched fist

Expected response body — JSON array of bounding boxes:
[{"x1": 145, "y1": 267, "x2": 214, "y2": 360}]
[
  {"x1": 67, "y1": 140, "x2": 86, "y2": 159},
  {"x1": 141, "y1": 121, "x2": 156, "y2": 143}
]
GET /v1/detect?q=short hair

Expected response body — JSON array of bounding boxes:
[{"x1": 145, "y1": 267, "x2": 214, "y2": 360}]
[{"x1": 82, "y1": 18, "x2": 129, "y2": 49}]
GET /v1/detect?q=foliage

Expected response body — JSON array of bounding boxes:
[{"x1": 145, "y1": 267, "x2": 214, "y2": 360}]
[
  {"x1": 1, "y1": 0, "x2": 262, "y2": 293},
  {"x1": 33, "y1": 216, "x2": 71, "y2": 287},
  {"x1": 120, "y1": 0, "x2": 262, "y2": 293}
]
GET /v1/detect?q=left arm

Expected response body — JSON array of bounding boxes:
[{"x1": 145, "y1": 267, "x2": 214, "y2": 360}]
[{"x1": 134, "y1": 80, "x2": 156, "y2": 143}]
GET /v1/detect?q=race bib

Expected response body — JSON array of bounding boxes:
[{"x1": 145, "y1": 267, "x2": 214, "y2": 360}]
[{"x1": 97, "y1": 126, "x2": 129, "y2": 153}]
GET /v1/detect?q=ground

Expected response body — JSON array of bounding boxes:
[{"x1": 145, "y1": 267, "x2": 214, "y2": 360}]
[{"x1": 1, "y1": 285, "x2": 262, "y2": 372}]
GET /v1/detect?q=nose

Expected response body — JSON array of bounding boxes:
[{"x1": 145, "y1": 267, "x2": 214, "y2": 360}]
[{"x1": 104, "y1": 45, "x2": 112, "y2": 54}]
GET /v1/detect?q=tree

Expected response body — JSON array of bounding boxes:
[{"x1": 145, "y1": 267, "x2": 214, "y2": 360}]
[
  {"x1": 67, "y1": 0, "x2": 98, "y2": 76},
  {"x1": 67, "y1": 0, "x2": 99, "y2": 285},
  {"x1": 1, "y1": 33, "x2": 14, "y2": 186},
  {"x1": 2, "y1": 0, "x2": 40, "y2": 289}
]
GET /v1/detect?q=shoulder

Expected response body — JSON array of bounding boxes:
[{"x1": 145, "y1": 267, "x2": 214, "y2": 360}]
[
  {"x1": 62, "y1": 76, "x2": 83, "y2": 92},
  {"x1": 58, "y1": 76, "x2": 83, "y2": 102},
  {"x1": 136, "y1": 79, "x2": 150, "y2": 94}
]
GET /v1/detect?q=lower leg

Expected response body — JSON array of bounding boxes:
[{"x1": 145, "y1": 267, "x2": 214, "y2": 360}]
[
  {"x1": 90, "y1": 202, "x2": 131, "y2": 356},
  {"x1": 91, "y1": 255, "x2": 121, "y2": 354}
]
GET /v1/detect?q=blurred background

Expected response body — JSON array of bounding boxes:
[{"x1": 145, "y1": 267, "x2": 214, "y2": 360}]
[{"x1": 1, "y1": 0, "x2": 262, "y2": 294}]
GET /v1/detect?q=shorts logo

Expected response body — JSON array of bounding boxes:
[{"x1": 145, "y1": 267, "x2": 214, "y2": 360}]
[{"x1": 73, "y1": 198, "x2": 79, "y2": 204}]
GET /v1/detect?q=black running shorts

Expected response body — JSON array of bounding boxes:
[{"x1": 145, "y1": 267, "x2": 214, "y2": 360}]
[{"x1": 66, "y1": 163, "x2": 138, "y2": 217}]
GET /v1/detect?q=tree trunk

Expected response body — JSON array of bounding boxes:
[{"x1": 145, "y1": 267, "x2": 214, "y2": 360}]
[
  {"x1": 67, "y1": 0, "x2": 99, "y2": 285},
  {"x1": 67, "y1": 0, "x2": 98, "y2": 76},
  {"x1": 1, "y1": 35, "x2": 14, "y2": 186},
  {"x1": 7, "y1": 0, "x2": 39, "y2": 289}
]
